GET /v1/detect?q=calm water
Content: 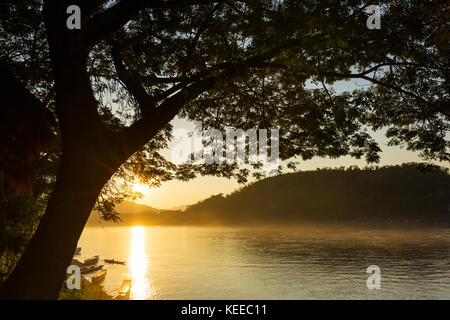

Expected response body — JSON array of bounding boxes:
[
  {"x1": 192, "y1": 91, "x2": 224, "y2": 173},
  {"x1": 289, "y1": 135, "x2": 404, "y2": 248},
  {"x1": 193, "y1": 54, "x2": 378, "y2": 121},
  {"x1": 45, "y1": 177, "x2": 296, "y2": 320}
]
[{"x1": 76, "y1": 225, "x2": 450, "y2": 299}]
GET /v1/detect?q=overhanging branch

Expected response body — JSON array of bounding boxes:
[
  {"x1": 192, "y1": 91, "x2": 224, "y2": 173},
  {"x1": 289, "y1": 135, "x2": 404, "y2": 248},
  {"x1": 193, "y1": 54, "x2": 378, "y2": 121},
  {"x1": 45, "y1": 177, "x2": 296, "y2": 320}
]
[
  {"x1": 85, "y1": 0, "x2": 219, "y2": 47},
  {"x1": 111, "y1": 43, "x2": 156, "y2": 116}
]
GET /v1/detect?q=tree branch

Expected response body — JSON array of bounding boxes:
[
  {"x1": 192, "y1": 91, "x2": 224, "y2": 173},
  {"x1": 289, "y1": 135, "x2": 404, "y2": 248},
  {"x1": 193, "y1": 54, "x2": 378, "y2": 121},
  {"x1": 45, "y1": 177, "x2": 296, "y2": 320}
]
[
  {"x1": 85, "y1": 0, "x2": 219, "y2": 47},
  {"x1": 320, "y1": 65, "x2": 450, "y2": 117},
  {"x1": 114, "y1": 51, "x2": 273, "y2": 161},
  {"x1": 106, "y1": 38, "x2": 305, "y2": 161},
  {"x1": 182, "y1": 2, "x2": 224, "y2": 72},
  {"x1": 111, "y1": 43, "x2": 156, "y2": 116},
  {"x1": 358, "y1": 74, "x2": 449, "y2": 117},
  {"x1": 114, "y1": 76, "x2": 217, "y2": 161},
  {"x1": 79, "y1": 0, "x2": 108, "y2": 17}
]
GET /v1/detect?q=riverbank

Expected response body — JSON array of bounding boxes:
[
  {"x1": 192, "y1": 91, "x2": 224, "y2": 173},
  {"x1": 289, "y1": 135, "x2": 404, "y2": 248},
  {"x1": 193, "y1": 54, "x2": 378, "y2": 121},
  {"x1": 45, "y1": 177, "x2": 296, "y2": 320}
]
[{"x1": 59, "y1": 278, "x2": 113, "y2": 300}]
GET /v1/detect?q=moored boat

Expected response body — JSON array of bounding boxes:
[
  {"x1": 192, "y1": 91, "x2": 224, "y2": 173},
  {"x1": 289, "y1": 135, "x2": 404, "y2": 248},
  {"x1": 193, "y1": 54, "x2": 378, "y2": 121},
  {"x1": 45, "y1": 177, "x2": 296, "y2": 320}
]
[
  {"x1": 83, "y1": 255, "x2": 99, "y2": 266},
  {"x1": 91, "y1": 269, "x2": 106, "y2": 283},
  {"x1": 104, "y1": 259, "x2": 126, "y2": 265},
  {"x1": 81, "y1": 264, "x2": 103, "y2": 274},
  {"x1": 71, "y1": 258, "x2": 84, "y2": 267},
  {"x1": 116, "y1": 279, "x2": 131, "y2": 299},
  {"x1": 74, "y1": 247, "x2": 81, "y2": 255}
]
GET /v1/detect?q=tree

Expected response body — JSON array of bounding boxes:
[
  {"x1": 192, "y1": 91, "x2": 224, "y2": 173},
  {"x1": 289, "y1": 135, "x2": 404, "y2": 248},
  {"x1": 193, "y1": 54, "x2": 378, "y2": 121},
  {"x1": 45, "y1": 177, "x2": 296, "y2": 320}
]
[{"x1": 0, "y1": 0, "x2": 448, "y2": 299}]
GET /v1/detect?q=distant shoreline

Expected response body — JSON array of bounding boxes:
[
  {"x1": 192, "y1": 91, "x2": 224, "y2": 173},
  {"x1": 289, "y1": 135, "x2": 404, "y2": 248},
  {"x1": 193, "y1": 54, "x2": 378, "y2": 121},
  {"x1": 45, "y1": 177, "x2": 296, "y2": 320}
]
[
  {"x1": 85, "y1": 218, "x2": 450, "y2": 229},
  {"x1": 87, "y1": 164, "x2": 450, "y2": 229}
]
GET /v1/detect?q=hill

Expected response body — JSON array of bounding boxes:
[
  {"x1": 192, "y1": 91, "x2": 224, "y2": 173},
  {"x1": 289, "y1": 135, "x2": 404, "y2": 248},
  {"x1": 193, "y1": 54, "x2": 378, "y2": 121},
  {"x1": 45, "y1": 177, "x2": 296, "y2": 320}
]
[
  {"x1": 180, "y1": 163, "x2": 450, "y2": 225},
  {"x1": 86, "y1": 201, "x2": 182, "y2": 226},
  {"x1": 87, "y1": 164, "x2": 450, "y2": 226},
  {"x1": 113, "y1": 201, "x2": 159, "y2": 215}
]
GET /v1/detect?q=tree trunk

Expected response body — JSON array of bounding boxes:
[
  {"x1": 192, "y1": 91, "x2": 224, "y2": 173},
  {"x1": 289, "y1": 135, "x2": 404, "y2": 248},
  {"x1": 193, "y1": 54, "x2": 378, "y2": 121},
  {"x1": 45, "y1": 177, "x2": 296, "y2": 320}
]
[
  {"x1": 0, "y1": 1, "x2": 160, "y2": 299},
  {"x1": 0, "y1": 40, "x2": 120, "y2": 297},
  {"x1": 0, "y1": 146, "x2": 113, "y2": 299}
]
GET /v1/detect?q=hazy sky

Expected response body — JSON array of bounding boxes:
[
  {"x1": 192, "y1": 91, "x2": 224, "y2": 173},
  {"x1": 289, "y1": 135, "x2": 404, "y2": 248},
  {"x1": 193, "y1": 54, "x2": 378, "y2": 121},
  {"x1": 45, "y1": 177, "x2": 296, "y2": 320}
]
[
  {"x1": 137, "y1": 130, "x2": 447, "y2": 209},
  {"x1": 133, "y1": 79, "x2": 449, "y2": 209}
]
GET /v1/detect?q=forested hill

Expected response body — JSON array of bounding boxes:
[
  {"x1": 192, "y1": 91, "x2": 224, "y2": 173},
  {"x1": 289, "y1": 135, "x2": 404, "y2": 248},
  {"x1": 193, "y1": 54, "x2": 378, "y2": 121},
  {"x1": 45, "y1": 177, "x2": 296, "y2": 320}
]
[
  {"x1": 87, "y1": 164, "x2": 450, "y2": 226},
  {"x1": 179, "y1": 164, "x2": 450, "y2": 225}
]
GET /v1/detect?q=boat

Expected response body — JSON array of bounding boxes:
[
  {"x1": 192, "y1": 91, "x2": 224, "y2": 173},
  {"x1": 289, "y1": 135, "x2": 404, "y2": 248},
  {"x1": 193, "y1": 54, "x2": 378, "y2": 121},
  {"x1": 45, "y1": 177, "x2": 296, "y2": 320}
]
[
  {"x1": 91, "y1": 269, "x2": 106, "y2": 283},
  {"x1": 81, "y1": 264, "x2": 103, "y2": 274},
  {"x1": 74, "y1": 247, "x2": 81, "y2": 255},
  {"x1": 71, "y1": 258, "x2": 84, "y2": 267},
  {"x1": 116, "y1": 280, "x2": 131, "y2": 300},
  {"x1": 83, "y1": 255, "x2": 99, "y2": 266},
  {"x1": 104, "y1": 259, "x2": 126, "y2": 265}
]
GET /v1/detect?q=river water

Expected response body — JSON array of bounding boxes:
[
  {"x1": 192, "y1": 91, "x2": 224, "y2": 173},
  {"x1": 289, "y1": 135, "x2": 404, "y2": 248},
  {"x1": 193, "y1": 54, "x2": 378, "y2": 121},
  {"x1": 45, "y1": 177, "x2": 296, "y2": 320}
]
[{"x1": 76, "y1": 225, "x2": 450, "y2": 299}]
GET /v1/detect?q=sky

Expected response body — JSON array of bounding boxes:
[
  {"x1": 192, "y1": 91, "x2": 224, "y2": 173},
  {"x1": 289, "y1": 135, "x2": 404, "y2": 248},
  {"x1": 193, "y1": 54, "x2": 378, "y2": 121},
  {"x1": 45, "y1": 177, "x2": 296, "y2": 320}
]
[
  {"x1": 137, "y1": 128, "x2": 447, "y2": 209},
  {"x1": 133, "y1": 79, "x2": 449, "y2": 209}
]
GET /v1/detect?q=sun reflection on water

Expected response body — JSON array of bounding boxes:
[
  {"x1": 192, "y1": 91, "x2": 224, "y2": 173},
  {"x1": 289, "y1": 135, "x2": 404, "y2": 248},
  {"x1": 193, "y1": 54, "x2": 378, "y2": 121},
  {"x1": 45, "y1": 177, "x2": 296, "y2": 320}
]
[{"x1": 128, "y1": 226, "x2": 151, "y2": 299}]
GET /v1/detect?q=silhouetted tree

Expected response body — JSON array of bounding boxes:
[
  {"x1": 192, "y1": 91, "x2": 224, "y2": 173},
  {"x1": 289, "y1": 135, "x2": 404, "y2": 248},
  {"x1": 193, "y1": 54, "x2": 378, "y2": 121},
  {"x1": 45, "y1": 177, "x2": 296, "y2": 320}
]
[{"x1": 0, "y1": 0, "x2": 448, "y2": 298}]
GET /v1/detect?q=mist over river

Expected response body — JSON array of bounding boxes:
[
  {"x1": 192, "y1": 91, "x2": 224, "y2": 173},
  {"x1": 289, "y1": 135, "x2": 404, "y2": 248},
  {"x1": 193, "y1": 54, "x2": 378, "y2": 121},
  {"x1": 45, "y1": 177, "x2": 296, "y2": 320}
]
[{"x1": 76, "y1": 225, "x2": 450, "y2": 299}]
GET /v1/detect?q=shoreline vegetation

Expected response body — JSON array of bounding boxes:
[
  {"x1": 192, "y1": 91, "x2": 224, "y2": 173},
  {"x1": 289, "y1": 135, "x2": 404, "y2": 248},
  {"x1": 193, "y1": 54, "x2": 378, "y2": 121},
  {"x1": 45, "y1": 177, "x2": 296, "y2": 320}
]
[
  {"x1": 87, "y1": 164, "x2": 450, "y2": 228},
  {"x1": 59, "y1": 277, "x2": 113, "y2": 300}
]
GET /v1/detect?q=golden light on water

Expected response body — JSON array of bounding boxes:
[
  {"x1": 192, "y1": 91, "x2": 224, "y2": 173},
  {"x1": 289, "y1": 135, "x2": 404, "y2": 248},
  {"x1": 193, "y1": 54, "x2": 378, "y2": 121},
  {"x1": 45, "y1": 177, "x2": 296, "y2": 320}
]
[{"x1": 128, "y1": 226, "x2": 151, "y2": 299}]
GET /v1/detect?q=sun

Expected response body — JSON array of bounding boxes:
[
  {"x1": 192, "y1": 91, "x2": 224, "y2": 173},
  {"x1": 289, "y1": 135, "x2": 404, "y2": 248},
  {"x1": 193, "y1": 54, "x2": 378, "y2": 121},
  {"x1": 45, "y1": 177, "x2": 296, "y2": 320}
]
[{"x1": 132, "y1": 181, "x2": 151, "y2": 195}]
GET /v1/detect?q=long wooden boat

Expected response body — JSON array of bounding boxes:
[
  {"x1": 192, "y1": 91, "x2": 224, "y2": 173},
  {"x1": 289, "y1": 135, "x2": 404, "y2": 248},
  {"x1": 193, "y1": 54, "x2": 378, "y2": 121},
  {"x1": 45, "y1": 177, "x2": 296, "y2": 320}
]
[
  {"x1": 83, "y1": 255, "x2": 99, "y2": 266},
  {"x1": 116, "y1": 280, "x2": 131, "y2": 299},
  {"x1": 91, "y1": 269, "x2": 106, "y2": 283},
  {"x1": 74, "y1": 247, "x2": 81, "y2": 255},
  {"x1": 104, "y1": 259, "x2": 126, "y2": 265},
  {"x1": 71, "y1": 258, "x2": 84, "y2": 267},
  {"x1": 81, "y1": 264, "x2": 103, "y2": 274}
]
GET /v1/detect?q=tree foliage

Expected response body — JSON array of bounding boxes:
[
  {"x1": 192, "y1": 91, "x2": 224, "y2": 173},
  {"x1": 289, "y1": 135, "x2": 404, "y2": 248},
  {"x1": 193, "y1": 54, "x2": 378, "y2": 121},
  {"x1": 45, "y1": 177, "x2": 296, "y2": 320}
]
[
  {"x1": 0, "y1": 0, "x2": 447, "y2": 234},
  {"x1": 0, "y1": 0, "x2": 448, "y2": 299},
  {"x1": 1, "y1": 1, "x2": 448, "y2": 211}
]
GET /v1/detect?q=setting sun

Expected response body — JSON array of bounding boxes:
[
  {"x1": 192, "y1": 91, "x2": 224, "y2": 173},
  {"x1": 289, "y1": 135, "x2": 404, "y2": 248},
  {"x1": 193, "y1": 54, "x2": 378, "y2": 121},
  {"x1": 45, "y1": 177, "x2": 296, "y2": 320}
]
[{"x1": 132, "y1": 181, "x2": 151, "y2": 196}]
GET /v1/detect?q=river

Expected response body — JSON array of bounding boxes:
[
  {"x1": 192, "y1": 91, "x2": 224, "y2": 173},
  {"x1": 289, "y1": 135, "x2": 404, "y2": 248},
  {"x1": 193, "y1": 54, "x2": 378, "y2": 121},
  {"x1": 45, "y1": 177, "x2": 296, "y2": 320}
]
[{"x1": 76, "y1": 225, "x2": 450, "y2": 299}]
